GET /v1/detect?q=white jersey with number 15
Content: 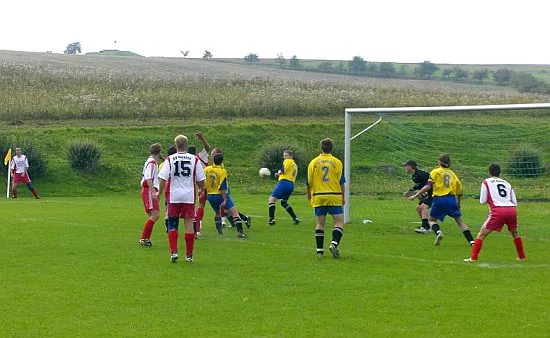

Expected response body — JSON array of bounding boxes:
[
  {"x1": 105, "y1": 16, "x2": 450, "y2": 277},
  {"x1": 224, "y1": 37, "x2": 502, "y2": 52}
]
[
  {"x1": 480, "y1": 177, "x2": 517, "y2": 209},
  {"x1": 159, "y1": 152, "x2": 206, "y2": 204}
]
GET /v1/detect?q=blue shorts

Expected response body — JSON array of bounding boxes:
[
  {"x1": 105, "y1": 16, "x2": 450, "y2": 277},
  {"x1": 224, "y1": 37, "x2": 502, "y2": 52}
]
[
  {"x1": 314, "y1": 206, "x2": 344, "y2": 217},
  {"x1": 207, "y1": 194, "x2": 235, "y2": 212},
  {"x1": 271, "y1": 180, "x2": 295, "y2": 200},
  {"x1": 430, "y1": 195, "x2": 462, "y2": 221}
]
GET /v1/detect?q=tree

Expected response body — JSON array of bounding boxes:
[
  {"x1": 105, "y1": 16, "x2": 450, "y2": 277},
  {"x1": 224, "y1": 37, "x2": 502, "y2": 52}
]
[
  {"x1": 398, "y1": 64, "x2": 409, "y2": 75},
  {"x1": 442, "y1": 68, "x2": 453, "y2": 79},
  {"x1": 366, "y1": 62, "x2": 378, "y2": 73},
  {"x1": 289, "y1": 55, "x2": 300, "y2": 69},
  {"x1": 276, "y1": 53, "x2": 286, "y2": 67},
  {"x1": 244, "y1": 53, "x2": 259, "y2": 62},
  {"x1": 180, "y1": 50, "x2": 190, "y2": 58},
  {"x1": 318, "y1": 61, "x2": 334, "y2": 72},
  {"x1": 416, "y1": 61, "x2": 437, "y2": 77},
  {"x1": 509, "y1": 72, "x2": 548, "y2": 94},
  {"x1": 493, "y1": 68, "x2": 511, "y2": 85},
  {"x1": 378, "y1": 62, "x2": 396, "y2": 75},
  {"x1": 336, "y1": 61, "x2": 347, "y2": 73},
  {"x1": 349, "y1": 56, "x2": 366, "y2": 74},
  {"x1": 473, "y1": 68, "x2": 489, "y2": 82},
  {"x1": 202, "y1": 50, "x2": 213, "y2": 59},
  {"x1": 452, "y1": 66, "x2": 469, "y2": 81},
  {"x1": 64, "y1": 42, "x2": 82, "y2": 55}
]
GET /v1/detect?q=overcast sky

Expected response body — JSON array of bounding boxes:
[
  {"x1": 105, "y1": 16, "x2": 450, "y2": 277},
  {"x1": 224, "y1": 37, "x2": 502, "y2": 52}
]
[{"x1": 1, "y1": 0, "x2": 548, "y2": 64}]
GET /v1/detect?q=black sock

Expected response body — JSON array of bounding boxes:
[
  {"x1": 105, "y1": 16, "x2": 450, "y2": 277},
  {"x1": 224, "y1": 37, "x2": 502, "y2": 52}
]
[
  {"x1": 431, "y1": 223, "x2": 441, "y2": 234},
  {"x1": 268, "y1": 203, "x2": 275, "y2": 220},
  {"x1": 238, "y1": 212, "x2": 247, "y2": 220},
  {"x1": 315, "y1": 229, "x2": 324, "y2": 253},
  {"x1": 233, "y1": 217, "x2": 244, "y2": 232},
  {"x1": 214, "y1": 217, "x2": 223, "y2": 234},
  {"x1": 193, "y1": 220, "x2": 198, "y2": 234},
  {"x1": 164, "y1": 218, "x2": 169, "y2": 233},
  {"x1": 331, "y1": 227, "x2": 344, "y2": 246},
  {"x1": 422, "y1": 219, "x2": 429, "y2": 229},
  {"x1": 281, "y1": 200, "x2": 297, "y2": 219},
  {"x1": 463, "y1": 230, "x2": 474, "y2": 243}
]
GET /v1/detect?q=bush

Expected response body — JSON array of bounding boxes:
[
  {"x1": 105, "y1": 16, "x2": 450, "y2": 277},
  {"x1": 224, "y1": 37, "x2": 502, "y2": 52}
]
[
  {"x1": 258, "y1": 144, "x2": 307, "y2": 179},
  {"x1": 0, "y1": 139, "x2": 47, "y2": 179},
  {"x1": 68, "y1": 140, "x2": 102, "y2": 171},
  {"x1": 508, "y1": 147, "x2": 544, "y2": 177}
]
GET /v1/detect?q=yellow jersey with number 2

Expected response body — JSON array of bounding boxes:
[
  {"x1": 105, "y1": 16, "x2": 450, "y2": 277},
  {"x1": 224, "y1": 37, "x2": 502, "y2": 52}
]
[{"x1": 307, "y1": 153, "x2": 345, "y2": 207}]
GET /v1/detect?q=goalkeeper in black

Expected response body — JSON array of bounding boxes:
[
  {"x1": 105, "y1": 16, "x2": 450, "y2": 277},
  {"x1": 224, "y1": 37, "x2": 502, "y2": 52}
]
[{"x1": 402, "y1": 160, "x2": 433, "y2": 234}]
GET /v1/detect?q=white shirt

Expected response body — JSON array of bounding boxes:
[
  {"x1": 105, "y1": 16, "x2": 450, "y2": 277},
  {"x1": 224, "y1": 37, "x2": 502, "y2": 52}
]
[
  {"x1": 480, "y1": 177, "x2": 517, "y2": 209},
  {"x1": 141, "y1": 156, "x2": 159, "y2": 189},
  {"x1": 10, "y1": 155, "x2": 28, "y2": 174},
  {"x1": 159, "y1": 152, "x2": 206, "y2": 203},
  {"x1": 197, "y1": 149, "x2": 209, "y2": 168}
]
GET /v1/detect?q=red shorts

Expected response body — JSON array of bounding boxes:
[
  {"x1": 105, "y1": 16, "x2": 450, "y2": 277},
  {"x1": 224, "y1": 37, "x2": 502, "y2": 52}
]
[
  {"x1": 168, "y1": 203, "x2": 195, "y2": 219},
  {"x1": 141, "y1": 187, "x2": 159, "y2": 213},
  {"x1": 12, "y1": 173, "x2": 31, "y2": 184},
  {"x1": 483, "y1": 206, "x2": 517, "y2": 232}
]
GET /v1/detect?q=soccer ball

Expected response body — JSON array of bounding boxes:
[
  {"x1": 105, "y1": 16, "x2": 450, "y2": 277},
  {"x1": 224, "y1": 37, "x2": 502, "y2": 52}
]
[{"x1": 259, "y1": 167, "x2": 271, "y2": 178}]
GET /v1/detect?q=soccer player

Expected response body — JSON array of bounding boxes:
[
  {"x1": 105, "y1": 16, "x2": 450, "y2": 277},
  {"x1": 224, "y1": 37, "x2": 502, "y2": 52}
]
[
  {"x1": 306, "y1": 138, "x2": 345, "y2": 258},
  {"x1": 203, "y1": 153, "x2": 248, "y2": 238},
  {"x1": 161, "y1": 145, "x2": 178, "y2": 233},
  {"x1": 138, "y1": 143, "x2": 162, "y2": 247},
  {"x1": 268, "y1": 150, "x2": 299, "y2": 225},
  {"x1": 157, "y1": 135, "x2": 206, "y2": 263},
  {"x1": 402, "y1": 160, "x2": 433, "y2": 234},
  {"x1": 10, "y1": 147, "x2": 40, "y2": 199},
  {"x1": 409, "y1": 154, "x2": 474, "y2": 247},
  {"x1": 188, "y1": 132, "x2": 211, "y2": 238},
  {"x1": 465, "y1": 163, "x2": 526, "y2": 262}
]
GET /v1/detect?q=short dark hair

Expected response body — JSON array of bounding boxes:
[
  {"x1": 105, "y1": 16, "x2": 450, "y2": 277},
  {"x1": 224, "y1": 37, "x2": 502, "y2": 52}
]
[
  {"x1": 150, "y1": 143, "x2": 161, "y2": 155},
  {"x1": 188, "y1": 145, "x2": 197, "y2": 155},
  {"x1": 213, "y1": 153, "x2": 224, "y2": 165},
  {"x1": 439, "y1": 154, "x2": 451, "y2": 168},
  {"x1": 488, "y1": 163, "x2": 501, "y2": 177},
  {"x1": 167, "y1": 145, "x2": 177, "y2": 156},
  {"x1": 284, "y1": 150, "x2": 293, "y2": 157},
  {"x1": 321, "y1": 138, "x2": 333, "y2": 154}
]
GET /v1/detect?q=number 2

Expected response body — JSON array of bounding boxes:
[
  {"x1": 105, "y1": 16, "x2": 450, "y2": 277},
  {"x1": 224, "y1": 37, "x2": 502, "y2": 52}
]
[{"x1": 321, "y1": 166, "x2": 329, "y2": 182}]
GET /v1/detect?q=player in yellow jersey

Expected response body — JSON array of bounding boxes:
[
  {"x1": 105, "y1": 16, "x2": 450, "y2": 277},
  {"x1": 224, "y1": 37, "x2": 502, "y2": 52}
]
[
  {"x1": 410, "y1": 154, "x2": 474, "y2": 247},
  {"x1": 203, "y1": 153, "x2": 248, "y2": 238},
  {"x1": 306, "y1": 138, "x2": 346, "y2": 259},
  {"x1": 268, "y1": 150, "x2": 300, "y2": 225}
]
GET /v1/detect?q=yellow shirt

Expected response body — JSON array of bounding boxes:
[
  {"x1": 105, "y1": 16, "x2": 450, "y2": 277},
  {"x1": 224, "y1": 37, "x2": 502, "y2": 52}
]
[
  {"x1": 203, "y1": 165, "x2": 228, "y2": 195},
  {"x1": 429, "y1": 166, "x2": 463, "y2": 197},
  {"x1": 279, "y1": 159, "x2": 298, "y2": 183},
  {"x1": 307, "y1": 153, "x2": 345, "y2": 207}
]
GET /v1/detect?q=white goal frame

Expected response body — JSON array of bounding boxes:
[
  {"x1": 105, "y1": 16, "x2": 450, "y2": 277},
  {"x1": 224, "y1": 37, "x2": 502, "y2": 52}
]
[{"x1": 344, "y1": 102, "x2": 550, "y2": 223}]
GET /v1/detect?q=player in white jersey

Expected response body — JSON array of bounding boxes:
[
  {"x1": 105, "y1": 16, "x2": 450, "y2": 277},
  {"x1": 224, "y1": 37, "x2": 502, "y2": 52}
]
[
  {"x1": 157, "y1": 135, "x2": 206, "y2": 263},
  {"x1": 10, "y1": 147, "x2": 40, "y2": 199},
  {"x1": 465, "y1": 163, "x2": 526, "y2": 262},
  {"x1": 138, "y1": 143, "x2": 162, "y2": 247},
  {"x1": 187, "y1": 132, "x2": 211, "y2": 237}
]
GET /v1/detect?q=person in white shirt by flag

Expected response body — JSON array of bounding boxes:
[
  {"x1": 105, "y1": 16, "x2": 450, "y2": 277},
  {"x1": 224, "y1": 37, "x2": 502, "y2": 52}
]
[
  {"x1": 138, "y1": 143, "x2": 162, "y2": 248},
  {"x1": 465, "y1": 163, "x2": 526, "y2": 262},
  {"x1": 10, "y1": 147, "x2": 40, "y2": 199},
  {"x1": 157, "y1": 135, "x2": 206, "y2": 263}
]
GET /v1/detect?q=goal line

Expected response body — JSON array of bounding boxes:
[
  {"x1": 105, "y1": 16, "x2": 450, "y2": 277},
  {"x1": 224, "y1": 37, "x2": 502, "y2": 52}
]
[{"x1": 343, "y1": 102, "x2": 550, "y2": 223}]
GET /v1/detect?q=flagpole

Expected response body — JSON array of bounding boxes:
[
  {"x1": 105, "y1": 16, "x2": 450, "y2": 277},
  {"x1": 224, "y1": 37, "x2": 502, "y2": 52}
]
[{"x1": 6, "y1": 165, "x2": 10, "y2": 198}]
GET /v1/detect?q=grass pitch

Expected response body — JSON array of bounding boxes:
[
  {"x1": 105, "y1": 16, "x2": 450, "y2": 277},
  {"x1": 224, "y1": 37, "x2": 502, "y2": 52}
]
[{"x1": 2, "y1": 194, "x2": 550, "y2": 337}]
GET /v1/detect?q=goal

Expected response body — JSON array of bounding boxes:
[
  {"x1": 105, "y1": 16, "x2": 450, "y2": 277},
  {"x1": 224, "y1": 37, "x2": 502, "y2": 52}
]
[{"x1": 344, "y1": 103, "x2": 550, "y2": 223}]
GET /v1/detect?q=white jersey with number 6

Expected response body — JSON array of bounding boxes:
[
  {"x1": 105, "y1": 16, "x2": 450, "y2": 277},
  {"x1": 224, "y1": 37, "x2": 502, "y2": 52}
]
[
  {"x1": 159, "y1": 152, "x2": 206, "y2": 204},
  {"x1": 480, "y1": 177, "x2": 517, "y2": 209}
]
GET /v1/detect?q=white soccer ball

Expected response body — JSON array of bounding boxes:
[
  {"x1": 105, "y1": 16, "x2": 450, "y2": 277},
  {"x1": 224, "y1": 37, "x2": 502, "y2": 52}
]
[{"x1": 259, "y1": 167, "x2": 271, "y2": 178}]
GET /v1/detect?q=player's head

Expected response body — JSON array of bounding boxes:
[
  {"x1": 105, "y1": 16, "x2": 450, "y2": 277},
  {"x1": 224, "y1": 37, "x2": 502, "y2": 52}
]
[
  {"x1": 402, "y1": 160, "x2": 417, "y2": 173},
  {"x1": 213, "y1": 153, "x2": 224, "y2": 165},
  {"x1": 188, "y1": 146, "x2": 197, "y2": 155},
  {"x1": 283, "y1": 150, "x2": 293, "y2": 159},
  {"x1": 211, "y1": 148, "x2": 222, "y2": 157},
  {"x1": 488, "y1": 163, "x2": 501, "y2": 177},
  {"x1": 15, "y1": 147, "x2": 21, "y2": 156},
  {"x1": 321, "y1": 138, "x2": 333, "y2": 154},
  {"x1": 438, "y1": 154, "x2": 451, "y2": 168},
  {"x1": 174, "y1": 135, "x2": 188, "y2": 151},
  {"x1": 150, "y1": 143, "x2": 161, "y2": 156},
  {"x1": 167, "y1": 145, "x2": 177, "y2": 156}
]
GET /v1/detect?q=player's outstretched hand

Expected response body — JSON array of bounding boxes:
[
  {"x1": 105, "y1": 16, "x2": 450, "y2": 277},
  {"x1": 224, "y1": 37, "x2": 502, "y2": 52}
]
[
  {"x1": 274, "y1": 171, "x2": 280, "y2": 178},
  {"x1": 196, "y1": 132, "x2": 204, "y2": 139},
  {"x1": 408, "y1": 194, "x2": 418, "y2": 201}
]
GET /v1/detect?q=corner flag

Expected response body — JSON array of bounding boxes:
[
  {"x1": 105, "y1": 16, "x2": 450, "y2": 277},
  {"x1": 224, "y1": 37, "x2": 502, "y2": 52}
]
[{"x1": 4, "y1": 148, "x2": 11, "y2": 165}]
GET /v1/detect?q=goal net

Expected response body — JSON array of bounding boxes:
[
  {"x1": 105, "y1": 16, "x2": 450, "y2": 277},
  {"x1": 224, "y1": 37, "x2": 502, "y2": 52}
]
[{"x1": 344, "y1": 103, "x2": 550, "y2": 223}]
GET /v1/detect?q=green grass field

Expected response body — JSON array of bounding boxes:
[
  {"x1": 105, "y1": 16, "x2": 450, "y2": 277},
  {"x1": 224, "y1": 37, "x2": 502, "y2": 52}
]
[{"x1": 2, "y1": 194, "x2": 550, "y2": 336}]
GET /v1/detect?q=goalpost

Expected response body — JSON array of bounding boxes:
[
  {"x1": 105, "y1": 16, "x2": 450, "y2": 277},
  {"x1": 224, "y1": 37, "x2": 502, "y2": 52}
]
[{"x1": 344, "y1": 102, "x2": 550, "y2": 223}]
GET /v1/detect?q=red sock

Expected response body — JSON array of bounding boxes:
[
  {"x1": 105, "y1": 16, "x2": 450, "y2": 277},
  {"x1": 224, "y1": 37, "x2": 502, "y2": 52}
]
[
  {"x1": 471, "y1": 239, "x2": 483, "y2": 260},
  {"x1": 141, "y1": 219, "x2": 155, "y2": 240},
  {"x1": 196, "y1": 207, "x2": 204, "y2": 223},
  {"x1": 12, "y1": 190, "x2": 17, "y2": 198},
  {"x1": 220, "y1": 208, "x2": 225, "y2": 217},
  {"x1": 168, "y1": 230, "x2": 178, "y2": 253},
  {"x1": 31, "y1": 189, "x2": 40, "y2": 199},
  {"x1": 185, "y1": 233, "x2": 195, "y2": 257},
  {"x1": 514, "y1": 237, "x2": 526, "y2": 259}
]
